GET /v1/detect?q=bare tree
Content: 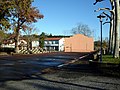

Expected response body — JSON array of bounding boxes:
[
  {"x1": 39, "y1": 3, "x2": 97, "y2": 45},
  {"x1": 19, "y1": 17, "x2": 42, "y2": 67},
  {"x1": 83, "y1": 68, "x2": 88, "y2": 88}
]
[
  {"x1": 94, "y1": 0, "x2": 120, "y2": 58},
  {"x1": 93, "y1": 0, "x2": 105, "y2": 5},
  {"x1": 71, "y1": 23, "x2": 93, "y2": 37},
  {"x1": 22, "y1": 24, "x2": 37, "y2": 50},
  {"x1": 113, "y1": 0, "x2": 120, "y2": 58}
]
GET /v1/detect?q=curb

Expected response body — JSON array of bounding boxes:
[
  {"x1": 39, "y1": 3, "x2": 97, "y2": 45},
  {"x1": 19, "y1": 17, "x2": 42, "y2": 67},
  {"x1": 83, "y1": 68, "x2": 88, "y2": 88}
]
[{"x1": 57, "y1": 54, "x2": 90, "y2": 68}]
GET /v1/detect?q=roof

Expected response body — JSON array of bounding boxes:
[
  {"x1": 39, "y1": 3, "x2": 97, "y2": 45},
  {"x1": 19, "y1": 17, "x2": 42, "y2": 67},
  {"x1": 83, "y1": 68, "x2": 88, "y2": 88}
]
[
  {"x1": 2, "y1": 34, "x2": 27, "y2": 44},
  {"x1": 45, "y1": 38, "x2": 62, "y2": 41}
]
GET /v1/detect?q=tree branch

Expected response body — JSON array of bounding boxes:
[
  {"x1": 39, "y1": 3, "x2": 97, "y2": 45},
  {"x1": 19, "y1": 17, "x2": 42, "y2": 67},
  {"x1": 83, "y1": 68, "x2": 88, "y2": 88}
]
[
  {"x1": 19, "y1": 19, "x2": 26, "y2": 27},
  {"x1": 93, "y1": 0, "x2": 104, "y2": 5},
  {"x1": 94, "y1": 8, "x2": 114, "y2": 15},
  {"x1": 103, "y1": 22, "x2": 111, "y2": 25},
  {"x1": 102, "y1": 12, "x2": 112, "y2": 20}
]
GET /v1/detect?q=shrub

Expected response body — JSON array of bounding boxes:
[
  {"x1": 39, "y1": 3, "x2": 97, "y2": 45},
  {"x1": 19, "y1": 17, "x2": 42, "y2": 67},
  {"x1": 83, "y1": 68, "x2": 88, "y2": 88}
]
[{"x1": 0, "y1": 47, "x2": 15, "y2": 53}]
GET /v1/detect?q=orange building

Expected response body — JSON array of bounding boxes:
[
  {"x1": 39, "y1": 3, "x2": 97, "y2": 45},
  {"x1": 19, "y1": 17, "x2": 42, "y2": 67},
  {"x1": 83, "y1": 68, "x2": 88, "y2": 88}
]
[{"x1": 64, "y1": 34, "x2": 94, "y2": 52}]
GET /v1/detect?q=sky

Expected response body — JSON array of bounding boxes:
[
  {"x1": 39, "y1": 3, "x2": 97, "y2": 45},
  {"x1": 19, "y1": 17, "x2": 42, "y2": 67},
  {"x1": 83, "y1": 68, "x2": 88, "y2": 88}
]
[{"x1": 32, "y1": 0, "x2": 111, "y2": 40}]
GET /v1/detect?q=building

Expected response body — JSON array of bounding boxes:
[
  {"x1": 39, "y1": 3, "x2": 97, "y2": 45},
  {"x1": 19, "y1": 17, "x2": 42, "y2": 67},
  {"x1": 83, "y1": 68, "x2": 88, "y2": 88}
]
[
  {"x1": 1, "y1": 34, "x2": 27, "y2": 49},
  {"x1": 1, "y1": 34, "x2": 41, "y2": 49},
  {"x1": 44, "y1": 38, "x2": 64, "y2": 51},
  {"x1": 64, "y1": 34, "x2": 94, "y2": 52},
  {"x1": 1, "y1": 34, "x2": 94, "y2": 53},
  {"x1": 31, "y1": 39, "x2": 39, "y2": 48}
]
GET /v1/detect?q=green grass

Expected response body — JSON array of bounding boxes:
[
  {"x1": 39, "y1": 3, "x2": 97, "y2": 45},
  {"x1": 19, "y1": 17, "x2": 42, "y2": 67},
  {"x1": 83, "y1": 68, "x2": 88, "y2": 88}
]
[{"x1": 102, "y1": 55, "x2": 120, "y2": 64}]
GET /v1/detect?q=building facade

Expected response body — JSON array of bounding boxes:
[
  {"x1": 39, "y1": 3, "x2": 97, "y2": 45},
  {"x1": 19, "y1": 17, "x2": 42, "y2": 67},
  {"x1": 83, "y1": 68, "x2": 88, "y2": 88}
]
[
  {"x1": 64, "y1": 34, "x2": 94, "y2": 52},
  {"x1": 1, "y1": 34, "x2": 27, "y2": 49},
  {"x1": 32, "y1": 40, "x2": 39, "y2": 48},
  {"x1": 44, "y1": 38, "x2": 64, "y2": 51}
]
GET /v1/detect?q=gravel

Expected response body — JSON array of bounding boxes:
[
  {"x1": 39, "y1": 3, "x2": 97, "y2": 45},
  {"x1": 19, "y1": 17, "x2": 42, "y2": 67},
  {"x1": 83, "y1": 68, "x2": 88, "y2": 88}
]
[{"x1": 0, "y1": 69, "x2": 120, "y2": 90}]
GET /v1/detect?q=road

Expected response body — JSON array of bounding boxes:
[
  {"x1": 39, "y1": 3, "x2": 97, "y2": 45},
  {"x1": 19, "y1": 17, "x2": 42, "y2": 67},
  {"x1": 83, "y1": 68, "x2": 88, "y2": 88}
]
[
  {"x1": 0, "y1": 52, "x2": 120, "y2": 90},
  {"x1": 0, "y1": 52, "x2": 89, "y2": 81}
]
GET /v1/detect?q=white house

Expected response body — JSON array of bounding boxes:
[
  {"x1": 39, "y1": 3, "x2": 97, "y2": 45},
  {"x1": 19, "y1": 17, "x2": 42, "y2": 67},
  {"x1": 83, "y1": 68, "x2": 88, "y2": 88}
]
[
  {"x1": 0, "y1": 34, "x2": 28, "y2": 50},
  {"x1": 44, "y1": 37, "x2": 64, "y2": 51},
  {"x1": 32, "y1": 40, "x2": 39, "y2": 48},
  {"x1": 1, "y1": 39, "x2": 27, "y2": 49}
]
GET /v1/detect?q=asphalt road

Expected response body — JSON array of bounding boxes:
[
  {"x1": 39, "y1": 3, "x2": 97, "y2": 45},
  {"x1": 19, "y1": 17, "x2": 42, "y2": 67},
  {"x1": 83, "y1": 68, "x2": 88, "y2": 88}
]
[
  {"x1": 0, "y1": 52, "x2": 120, "y2": 90},
  {"x1": 0, "y1": 52, "x2": 89, "y2": 81}
]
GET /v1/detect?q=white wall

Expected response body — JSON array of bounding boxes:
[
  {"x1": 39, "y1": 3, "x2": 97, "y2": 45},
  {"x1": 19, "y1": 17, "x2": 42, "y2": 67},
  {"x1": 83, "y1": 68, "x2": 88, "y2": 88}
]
[
  {"x1": 1, "y1": 40, "x2": 27, "y2": 48},
  {"x1": 59, "y1": 38, "x2": 64, "y2": 51},
  {"x1": 1, "y1": 43, "x2": 15, "y2": 48},
  {"x1": 32, "y1": 41, "x2": 39, "y2": 47}
]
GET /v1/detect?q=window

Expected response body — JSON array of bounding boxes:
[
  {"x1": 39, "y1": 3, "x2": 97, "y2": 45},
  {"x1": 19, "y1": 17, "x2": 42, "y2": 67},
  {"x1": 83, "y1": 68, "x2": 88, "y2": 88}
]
[
  {"x1": 48, "y1": 41, "x2": 52, "y2": 44},
  {"x1": 44, "y1": 41, "x2": 47, "y2": 44},
  {"x1": 52, "y1": 41, "x2": 55, "y2": 44},
  {"x1": 55, "y1": 41, "x2": 59, "y2": 44}
]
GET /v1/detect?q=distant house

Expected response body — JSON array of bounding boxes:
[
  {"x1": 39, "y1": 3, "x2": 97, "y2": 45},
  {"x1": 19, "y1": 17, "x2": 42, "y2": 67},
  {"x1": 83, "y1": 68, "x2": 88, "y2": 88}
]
[
  {"x1": 1, "y1": 34, "x2": 42, "y2": 49},
  {"x1": 64, "y1": 34, "x2": 94, "y2": 52},
  {"x1": 1, "y1": 34, "x2": 27, "y2": 50},
  {"x1": 1, "y1": 34, "x2": 94, "y2": 53},
  {"x1": 31, "y1": 38, "x2": 39, "y2": 48},
  {"x1": 44, "y1": 38, "x2": 64, "y2": 51},
  {"x1": 1, "y1": 39, "x2": 27, "y2": 49}
]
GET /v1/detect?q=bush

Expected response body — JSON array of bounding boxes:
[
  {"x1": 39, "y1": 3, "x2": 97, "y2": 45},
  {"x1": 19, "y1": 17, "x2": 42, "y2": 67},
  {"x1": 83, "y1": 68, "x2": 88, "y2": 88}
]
[{"x1": 0, "y1": 47, "x2": 15, "y2": 53}]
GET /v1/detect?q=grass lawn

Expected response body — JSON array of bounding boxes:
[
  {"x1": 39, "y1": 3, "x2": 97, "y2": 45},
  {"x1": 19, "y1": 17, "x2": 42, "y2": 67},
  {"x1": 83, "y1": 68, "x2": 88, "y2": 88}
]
[{"x1": 102, "y1": 55, "x2": 120, "y2": 64}]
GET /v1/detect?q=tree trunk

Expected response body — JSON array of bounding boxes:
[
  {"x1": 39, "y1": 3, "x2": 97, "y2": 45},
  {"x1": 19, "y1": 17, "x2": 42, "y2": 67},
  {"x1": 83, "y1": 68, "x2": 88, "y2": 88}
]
[
  {"x1": 109, "y1": 0, "x2": 115, "y2": 55},
  {"x1": 15, "y1": 29, "x2": 20, "y2": 53},
  {"x1": 111, "y1": 15, "x2": 115, "y2": 54},
  {"x1": 113, "y1": 0, "x2": 119, "y2": 58},
  {"x1": 108, "y1": 20, "x2": 113, "y2": 54}
]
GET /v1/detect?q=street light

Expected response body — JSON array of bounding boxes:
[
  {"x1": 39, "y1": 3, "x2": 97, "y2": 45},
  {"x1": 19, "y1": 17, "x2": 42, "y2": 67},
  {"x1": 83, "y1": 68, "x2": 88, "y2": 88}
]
[{"x1": 97, "y1": 14, "x2": 106, "y2": 62}]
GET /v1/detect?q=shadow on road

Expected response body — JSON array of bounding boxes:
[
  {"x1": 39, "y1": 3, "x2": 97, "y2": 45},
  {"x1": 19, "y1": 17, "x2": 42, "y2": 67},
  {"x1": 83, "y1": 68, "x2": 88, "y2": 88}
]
[
  {"x1": 0, "y1": 52, "x2": 120, "y2": 90},
  {"x1": 0, "y1": 72, "x2": 106, "y2": 90}
]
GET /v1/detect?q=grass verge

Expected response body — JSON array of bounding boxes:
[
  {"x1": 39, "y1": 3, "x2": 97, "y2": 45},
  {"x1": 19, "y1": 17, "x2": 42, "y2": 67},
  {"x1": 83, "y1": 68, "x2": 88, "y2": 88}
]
[{"x1": 102, "y1": 55, "x2": 120, "y2": 64}]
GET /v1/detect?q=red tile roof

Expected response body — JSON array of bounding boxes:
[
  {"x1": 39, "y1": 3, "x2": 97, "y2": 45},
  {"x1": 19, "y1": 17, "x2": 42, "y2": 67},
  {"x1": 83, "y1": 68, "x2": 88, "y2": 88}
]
[{"x1": 45, "y1": 38, "x2": 62, "y2": 41}]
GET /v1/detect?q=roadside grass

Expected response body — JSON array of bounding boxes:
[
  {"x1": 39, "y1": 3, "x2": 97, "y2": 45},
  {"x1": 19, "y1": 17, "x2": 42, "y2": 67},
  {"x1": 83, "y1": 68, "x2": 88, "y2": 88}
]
[
  {"x1": 97, "y1": 55, "x2": 120, "y2": 77},
  {"x1": 73, "y1": 55, "x2": 120, "y2": 64},
  {"x1": 70, "y1": 54, "x2": 120, "y2": 77},
  {"x1": 102, "y1": 55, "x2": 120, "y2": 64}
]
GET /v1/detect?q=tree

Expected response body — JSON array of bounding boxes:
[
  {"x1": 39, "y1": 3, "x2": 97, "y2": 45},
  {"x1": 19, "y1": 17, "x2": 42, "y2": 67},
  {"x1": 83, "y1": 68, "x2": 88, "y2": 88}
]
[
  {"x1": 0, "y1": 0, "x2": 12, "y2": 30},
  {"x1": 94, "y1": 0, "x2": 120, "y2": 58},
  {"x1": 7, "y1": 0, "x2": 44, "y2": 53},
  {"x1": 113, "y1": 0, "x2": 119, "y2": 58},
  {"x1": 0, "y1": 30, "x2": 7, "y2": 45},
  {"x1": 93, "y1": 0, "x2": 105, "y2": 5},
  {"x1": 100, "y1": 37, "x2": 109, "y2": 54},
  {"x1": 39, "y1": 32, "x2": 46, "y2": 49},
  {"x1": 94, "y1": 40, "x2": 101, "y2": 50},
  {"x1": 22, "y1": 24, "x2": 37, "y2": 50},
  {"x1": 71, "y1": 23, "x2": 93, "y2": 37}
]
